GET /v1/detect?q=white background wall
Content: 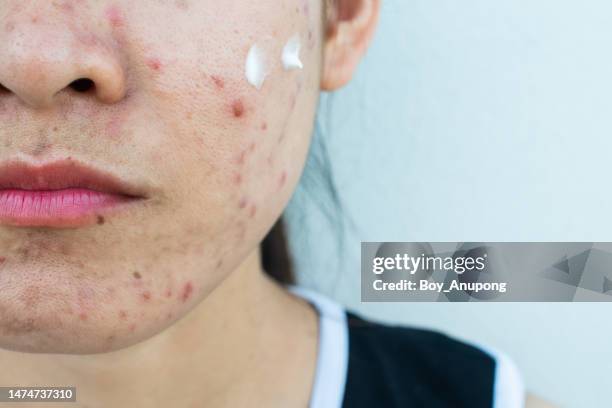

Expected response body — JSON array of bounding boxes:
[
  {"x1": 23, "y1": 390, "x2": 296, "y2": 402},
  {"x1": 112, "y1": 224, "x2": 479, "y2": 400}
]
[{"x1": 286, "y1": 1, "x2": 612, "y2": 407}]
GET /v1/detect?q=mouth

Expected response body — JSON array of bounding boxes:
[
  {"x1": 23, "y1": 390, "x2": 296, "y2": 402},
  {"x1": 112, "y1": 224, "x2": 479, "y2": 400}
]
[{"x1": 0, "y1": 159, "x2": 148, "y2": 228}]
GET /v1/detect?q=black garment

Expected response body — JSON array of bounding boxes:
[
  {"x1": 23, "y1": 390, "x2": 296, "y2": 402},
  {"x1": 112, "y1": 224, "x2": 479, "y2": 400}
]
[{"x1": 342, "y1": 312, "x2": 496, "y2": 408}]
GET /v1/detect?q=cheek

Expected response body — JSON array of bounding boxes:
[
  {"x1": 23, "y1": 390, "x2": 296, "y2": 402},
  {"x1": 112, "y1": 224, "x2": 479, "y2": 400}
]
[{"x1": 145, "y1": 9, "x2": 321, "y2": 226}]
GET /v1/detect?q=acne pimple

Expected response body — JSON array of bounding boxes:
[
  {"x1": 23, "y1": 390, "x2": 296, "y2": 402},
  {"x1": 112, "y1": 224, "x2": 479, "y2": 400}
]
[
  {"x1": 232, "y1": 100, "x2": 245, "y2": 118},
  {"x1": 146, "y1": 58, "x2": 163, "y2": 72},
  {"x1": 181, "y1": 282, "x2": 194, "y2": 302}
]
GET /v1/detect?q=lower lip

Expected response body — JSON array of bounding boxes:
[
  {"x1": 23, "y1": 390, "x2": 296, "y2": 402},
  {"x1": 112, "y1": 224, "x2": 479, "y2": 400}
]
[{"x1": 0, "y1": 188, "x2": 139, "y2": 228}]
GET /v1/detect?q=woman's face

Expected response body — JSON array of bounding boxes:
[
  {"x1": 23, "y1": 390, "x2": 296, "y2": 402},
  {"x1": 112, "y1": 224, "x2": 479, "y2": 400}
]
[{"x1": 0, "y1": 0, "x2": 322, "y2": 353}]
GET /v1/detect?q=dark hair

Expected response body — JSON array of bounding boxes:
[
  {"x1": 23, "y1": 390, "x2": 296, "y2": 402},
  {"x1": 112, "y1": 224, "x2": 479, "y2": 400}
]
[
  {"x1": 261, "y1": 217, "x2": 295, "y2": 284},
  {"x1": 260, "y1": 95, "x2": 345, "y2": 286}
]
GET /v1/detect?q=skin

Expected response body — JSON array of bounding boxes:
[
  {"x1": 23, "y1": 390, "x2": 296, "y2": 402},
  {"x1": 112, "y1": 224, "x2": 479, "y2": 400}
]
[
  {"x1": 0, "y1": 1, "x2": 379, "y2": 407},
  {"x1": 0, "y1": 0, "x2": 554, "y2": 407}
]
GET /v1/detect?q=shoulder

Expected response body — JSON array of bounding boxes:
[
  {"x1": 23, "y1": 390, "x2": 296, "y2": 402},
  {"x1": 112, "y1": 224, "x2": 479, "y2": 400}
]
[{"x1": 343, "y1": 312, "x2": 524, "y2": 408}]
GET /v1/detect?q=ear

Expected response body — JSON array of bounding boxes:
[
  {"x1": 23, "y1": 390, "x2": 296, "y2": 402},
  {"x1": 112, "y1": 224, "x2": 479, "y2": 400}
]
[{"x1": 321, "y1": 0, "x2": 381, "y2": 91}]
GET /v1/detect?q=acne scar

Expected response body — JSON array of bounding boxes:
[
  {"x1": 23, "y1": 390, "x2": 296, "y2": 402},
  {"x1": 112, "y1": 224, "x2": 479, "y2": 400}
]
[
  {"x1": 141, "y1": 291, "x2": 151, "y2": 301},
  {"x1": 261, "y1": 122, "x2": 268, "y2": 131},
  {"x1": 181, "y1": 282, "x2": 194, "y2": 303},
  {"x1": 249, "y1": 204, "x2": 257, "y2": 218},
  {"x1": 96, "y1": 215, "x2": 105, "y2": 225},
  {"x1": 119, "y1": 310, "x2": 128, "y2": 320},
  {"x1": 238, "y1": 197, "x2": 248, "y2": 209}
]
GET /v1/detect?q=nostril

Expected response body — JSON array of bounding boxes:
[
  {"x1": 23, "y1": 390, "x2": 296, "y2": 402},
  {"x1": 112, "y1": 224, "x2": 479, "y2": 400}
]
[
  {"x1": 69, "y1": 78, "x2": 95, "y2": 93},
  {"x1": 0, "y1": 83, "x2": 10, "y2": 93}
]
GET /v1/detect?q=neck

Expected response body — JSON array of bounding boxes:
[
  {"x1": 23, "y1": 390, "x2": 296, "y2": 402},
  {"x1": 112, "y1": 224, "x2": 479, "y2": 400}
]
[{"x1": 0, "y1": 249, "x2": 319, "y2": 408}]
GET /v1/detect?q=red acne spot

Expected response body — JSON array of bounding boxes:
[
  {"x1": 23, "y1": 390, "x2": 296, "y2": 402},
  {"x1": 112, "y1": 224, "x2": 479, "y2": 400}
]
[
  {"x1": 141, "y1": 291, "x2": 151, "y2": 301},
  {"x1": 165, "y1": 289, "x2": 173, "y2": 298},
  {"x1": 129, "y1": 323, "x2": 136, "y2": 332},
  {"x1": 261, "y1": 122, "x2": 268, "y2": 131},
  {"x1": 232, "y1": 100, "x2": 245, "y2": 118},
  {"x1": 146, "y1": 58, "x2": 163, "y2": 72},
  {"x1": 233, "y1": 173, "x2": 243, "y2": 186},
  {"x1": 79, "y1": 312, "x2": 88, "y2": 321},
  {"x1": 238, "y1": 197, "x2": 248, "y2": 209},
  {"x1": 0, "y1": 256, "x2": 6, "y2": 264},
  {"x1": 235, "y1": 150, "x2": 247, "y2": 166},
  {"x1": 105, "y1": 5, "x2": 124, "y2": 28},
  {"x1": 249, "y1": 204, "x2": 257, "y2": 218},
  {"x1": 59, "y1": 1, "x2": 74, "y2": 13},
  {"x1": 278, "y1": 171, "x2": 288, "y2": 189},
  {"x1": 181, "y1": 282, "x2": 194, "y2": 303},
  {"x1": 248, "y1": 141, "x2": 256, "y2": 153},
  {"x1": 175, "y1": 0, "x2": 189, "y2": 10},
  {"x1": 211, "y1": 75, "x2": 225, "y2": 90},
  {"x1": 119, "y1": 310, "x2": 128, "y2": 320},
  {"x1": 166, "y1": 312, "x2": 173, "y2": 320}
]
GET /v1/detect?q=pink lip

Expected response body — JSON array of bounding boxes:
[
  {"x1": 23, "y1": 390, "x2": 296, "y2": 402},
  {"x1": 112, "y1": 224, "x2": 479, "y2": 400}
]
[{"x1": 0, "y1": 160, "x2": 147, "y2": 228}]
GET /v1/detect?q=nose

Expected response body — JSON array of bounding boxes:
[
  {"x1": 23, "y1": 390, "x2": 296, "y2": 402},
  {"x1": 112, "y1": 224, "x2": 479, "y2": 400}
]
[{"x1": 0, "y1": 17, "x2": 126, "y2": 109}]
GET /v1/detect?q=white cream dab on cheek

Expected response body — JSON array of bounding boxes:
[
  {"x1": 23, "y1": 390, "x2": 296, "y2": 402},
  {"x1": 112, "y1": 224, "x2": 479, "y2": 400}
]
[
  {"x1": 245, "y1": 43, "x2": 268, "y2": 90},
  {"x1": 282, "y1": 34, "x2": 303, "y2": 70}
]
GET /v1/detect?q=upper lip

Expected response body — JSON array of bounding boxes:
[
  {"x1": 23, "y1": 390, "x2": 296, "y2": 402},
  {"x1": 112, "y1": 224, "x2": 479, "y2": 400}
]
[{"x1": 0, "y1": 159, "x2": 147, "y2": 198}]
